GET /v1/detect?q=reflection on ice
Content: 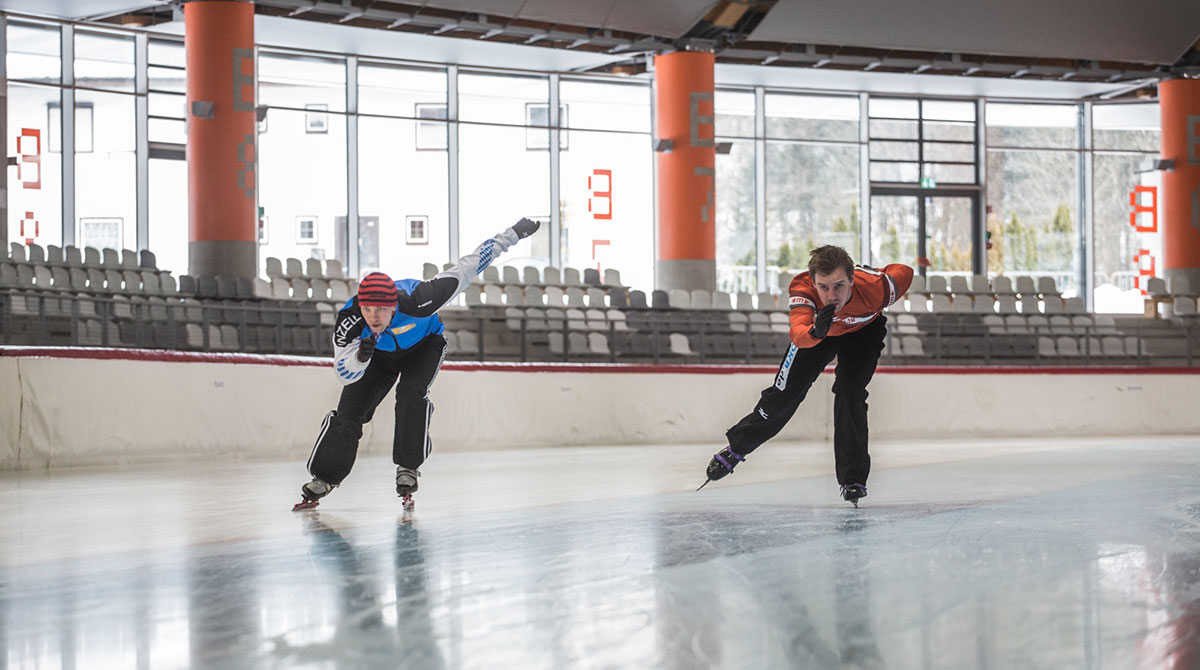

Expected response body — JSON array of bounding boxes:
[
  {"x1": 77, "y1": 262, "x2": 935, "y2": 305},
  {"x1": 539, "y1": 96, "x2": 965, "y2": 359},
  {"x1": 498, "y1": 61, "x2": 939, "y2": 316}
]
[{"x1": 3, "y1": 439, "x2": 1200, "y2": 668}]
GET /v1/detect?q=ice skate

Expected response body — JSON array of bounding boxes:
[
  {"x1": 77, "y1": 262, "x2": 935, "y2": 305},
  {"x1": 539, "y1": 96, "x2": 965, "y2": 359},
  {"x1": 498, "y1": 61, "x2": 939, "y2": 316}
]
[
  {"x1": 697, "y1": 447, "x2": 745, "y2": 490},
  {"x1": 292, "y1": 477, "x2": 334, "y2": 511},
  {"x1": 396, "y1": 467, "x2": 420, "y2": 509},
  {"x1": 840, "y1": 483, "x2": 868, "y2": 508}
]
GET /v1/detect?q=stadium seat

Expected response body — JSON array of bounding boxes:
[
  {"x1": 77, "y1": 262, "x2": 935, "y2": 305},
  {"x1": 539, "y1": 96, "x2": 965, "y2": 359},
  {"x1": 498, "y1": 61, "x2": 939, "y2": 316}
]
[
  {"x1": 504, "y1": 286, "x2": 524, "y2": 305},
  {"x1": 502, "y1": 265, "x2": 520, "y2": 284},
  {"x1": 522, "y1": 266, "x2": 541, "y2": 285},
  {"x1": 667, "y1": 289, "x2": 689, "y2": 309},
  {"x1": 543, "y1": 266, "x2": 561, "y2": 285},
  {"x1": 524, "y1": 286, "x2": 545, "y2": 306},
  {"x1": 586, "y1": 288, "x2": 607, "y2": 307}
]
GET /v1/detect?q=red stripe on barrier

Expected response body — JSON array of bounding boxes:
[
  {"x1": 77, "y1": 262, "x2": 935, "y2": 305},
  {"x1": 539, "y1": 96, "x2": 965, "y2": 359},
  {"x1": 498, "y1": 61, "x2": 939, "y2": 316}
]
[{"x1": 2, "y1": 346, "x2": 1199, "y2": 375}]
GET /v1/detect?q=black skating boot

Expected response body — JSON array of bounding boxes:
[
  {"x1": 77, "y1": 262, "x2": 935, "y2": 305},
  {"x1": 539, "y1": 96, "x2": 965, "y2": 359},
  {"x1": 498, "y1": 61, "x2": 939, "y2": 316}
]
[
  {"x1": 396, "y1": 467, "x2": 420, "y2": 509},
  {"x1": 697, "y1": 447, "x2": 745, "y2": 490},
  {"x1": 840, "y1": 483, "x2": 868, "y2": 507},
  {"x1": 293, "y1": 477, "x2": 334, "y2": 511}
]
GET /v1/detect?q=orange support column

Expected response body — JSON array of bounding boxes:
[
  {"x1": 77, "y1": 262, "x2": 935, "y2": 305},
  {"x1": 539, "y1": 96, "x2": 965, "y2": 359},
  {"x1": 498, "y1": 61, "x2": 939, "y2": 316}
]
[
  {"x1": 1160, "y1": 78, "x2": 1200, "y2": 288},
  {"x1": 185, "y1": 0, "x2": 257, "y2": 280},
  {"x1": 655, "y1": 51, "x2": 716, "y2": 291}
]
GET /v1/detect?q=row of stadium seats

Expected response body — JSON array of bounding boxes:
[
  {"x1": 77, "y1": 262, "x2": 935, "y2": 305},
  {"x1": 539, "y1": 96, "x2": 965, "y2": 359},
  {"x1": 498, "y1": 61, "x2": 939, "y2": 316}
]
[
  {"x1": 427, "y1": 262, "x2": 624, "y2": 289},
  {"x1": 7, "y1": 241, "x2": 162, "y2": 273}
]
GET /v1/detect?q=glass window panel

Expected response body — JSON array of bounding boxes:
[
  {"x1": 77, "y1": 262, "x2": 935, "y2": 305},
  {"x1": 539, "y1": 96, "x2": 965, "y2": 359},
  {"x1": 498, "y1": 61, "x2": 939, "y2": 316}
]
[
  {"x1": 149, "y1": 158, "x2": 187, "y2": 273},
  {"x1": 922, "y1": 100, "x2": 975, "y2": 122},
  {"x1": 149, "y1": 118, "x2": 186, "y2": 145},
  {"x1": 458, "y1": 123, "x2": 550, "y2": 268},
  {"x1": 357, "y1": 62, "x2": 446, "y2": 118},
  {"x1": 459, "y1": 72, "x2": 548, "y2": 126},
  {"x1": 869, "y1": 98, "x2": 919, "y2": 119},
  {"x1": 765, "y1": 93, "x2": 858, "y2": 141},
  {"x1": 924, "y1": 120, "x2": 974, "y2": 142},
  {"x1": 715, "y1": 88, "x2": 755, "y2": 138},
  {"x1": 715, "y1": 140, "x2": 757, "y2": 293},
  {"x1": 358, "y1": 116, "x2": 450, "y2": 274},
  {"x1": 7, "y1": 22, "x2": 60, "y2": 84},
  {"x1": 414, "y1": 106, "x2": 447, "y2": 150},
  {"x1": 925, "y1": 196, "x2": 974, "y2": 272},
  {"x1": 1092, "y1": 153, "x2": 1158, "y2": 313},
  {"x1": 870, "y1": 195, "x2": 918, "y2": 268},
  {"x1": 258, "y1": 108, "x2": 347, "y2": 268},
  {"x1": 923, "y1": 162, "x2": 976, "y2": 184},
  {"x1": 766, "y1": 142, "x2": 860, "y2": 277},
  {"x1": 7, "y1": 84, "x2": 63, "y2": 247},
  {"x1": 986, "y1": 102, "x2": 1078, "y2": 148},
  {"x1": 148, "y1": 92, "x2": 185, "y2": 119},
  {"x1": 561, "y1": 78, "x2": 650, "y2": 133},
  {"x1": 148, "y1": 66, "x2": 186, "y2": 94},
  {"x1": 1093, "y1": 103, "x2": 1160, "y2": 152},
  {"x1": 523, "y1": 103, "x2": 567, "y2": 150},
  {"x1": 560, "y1": 129, "x2": 654, "y2": 291},
  {"x1": 870, "y1": 140, "x2": 918, "y2": 160},
  {"x1": 259, "y1": 51, "x2": 346, "y2": 112},
  {"x1": 869, "y1": 119, "x2": 918, "y2": 140},
  {"x1": 74, "y1": 32, "x2": 134, "y2": 92},
  {"x1": 75, "y1": 90, "x2": 136, "y2": 250},
  {"x1": 986, "y1": 149, "x2": 1079, "y2": 295},
  {"x1": 148, "y1": 39, "x2": 185, "y2": 68},
  {"x1": 923, "y1": 141, "x2": 975, "y2": 162},
  {"x1": 870, "y1": 162, "x2": 920, "y2": 182}
]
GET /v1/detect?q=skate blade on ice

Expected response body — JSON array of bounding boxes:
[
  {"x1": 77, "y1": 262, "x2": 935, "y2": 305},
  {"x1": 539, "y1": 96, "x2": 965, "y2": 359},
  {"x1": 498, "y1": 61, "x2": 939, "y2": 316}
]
[
  {"x1": 400, "y1": 494, "x2": 415, "y2": 510},
  {"x1": 292, "y1": 499, "x2": 320, "y2": 511}
]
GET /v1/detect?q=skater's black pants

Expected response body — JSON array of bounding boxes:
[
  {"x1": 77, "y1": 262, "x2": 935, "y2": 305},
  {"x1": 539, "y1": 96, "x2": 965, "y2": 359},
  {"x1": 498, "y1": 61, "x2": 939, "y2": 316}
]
[
  {"x1": 725, "y1": 315, "x2": 886, "y2": 486},
  {"x1": 307, "y1": 333, "x2": 447, "y2": 486}
]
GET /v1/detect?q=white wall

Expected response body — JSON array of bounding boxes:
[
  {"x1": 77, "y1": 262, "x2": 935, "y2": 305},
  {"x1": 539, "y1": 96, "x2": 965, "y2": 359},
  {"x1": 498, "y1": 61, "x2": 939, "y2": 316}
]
[{"x1": 0, "y1": 352, "x2": 1197, "y2": 470}]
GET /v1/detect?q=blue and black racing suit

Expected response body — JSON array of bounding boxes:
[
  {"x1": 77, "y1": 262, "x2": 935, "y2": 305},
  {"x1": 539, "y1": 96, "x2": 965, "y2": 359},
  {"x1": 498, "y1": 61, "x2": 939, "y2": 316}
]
[{"x1": 306, "y1": 225, "x2": 524, "y2": 486}]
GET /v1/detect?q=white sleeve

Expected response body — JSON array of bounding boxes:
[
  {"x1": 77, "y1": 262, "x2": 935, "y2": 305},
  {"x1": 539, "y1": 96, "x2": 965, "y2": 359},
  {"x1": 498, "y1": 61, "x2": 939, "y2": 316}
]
[
  {"x1": 332, "y1": 338, "x2": 370, "y2": 385},
  {"x1": 427, "y1": 226, "x2": 522, "y2": 308}
]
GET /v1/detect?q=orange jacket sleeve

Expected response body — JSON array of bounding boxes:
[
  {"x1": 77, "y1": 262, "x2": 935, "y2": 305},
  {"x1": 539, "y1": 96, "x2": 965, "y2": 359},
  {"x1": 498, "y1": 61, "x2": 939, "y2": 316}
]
[
  {"x1": 786, "y1": 280, "x2": 823, "y2": 349},
  {"x1": 883, "y1": 263, "x2": 914, "y2": 303}
]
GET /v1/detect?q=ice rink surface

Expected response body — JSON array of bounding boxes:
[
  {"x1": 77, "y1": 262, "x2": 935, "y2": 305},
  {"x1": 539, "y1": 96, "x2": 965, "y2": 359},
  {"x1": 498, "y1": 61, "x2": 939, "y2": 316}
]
[{"x1": 3, "y1": 436, "x2": 1200, "y2": 669}]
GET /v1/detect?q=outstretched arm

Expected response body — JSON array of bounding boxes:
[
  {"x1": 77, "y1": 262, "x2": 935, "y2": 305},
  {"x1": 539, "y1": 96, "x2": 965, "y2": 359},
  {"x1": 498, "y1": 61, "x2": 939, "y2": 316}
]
[{"x1": 395, "y1": 218, "x2": 540, "y2": 317}]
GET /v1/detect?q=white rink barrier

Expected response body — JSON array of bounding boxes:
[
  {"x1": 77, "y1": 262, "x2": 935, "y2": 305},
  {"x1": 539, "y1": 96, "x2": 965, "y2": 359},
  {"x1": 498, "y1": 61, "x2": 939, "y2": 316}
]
[{"x1": 1, "y1": 348, "x2": 1198, "y2": 469}]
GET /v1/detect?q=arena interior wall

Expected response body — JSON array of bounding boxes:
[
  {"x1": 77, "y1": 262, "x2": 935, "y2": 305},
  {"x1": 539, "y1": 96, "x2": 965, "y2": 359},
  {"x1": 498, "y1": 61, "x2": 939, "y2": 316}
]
[{"x1": 0, "y1": 349, "x2": 1195, "y2": 469}]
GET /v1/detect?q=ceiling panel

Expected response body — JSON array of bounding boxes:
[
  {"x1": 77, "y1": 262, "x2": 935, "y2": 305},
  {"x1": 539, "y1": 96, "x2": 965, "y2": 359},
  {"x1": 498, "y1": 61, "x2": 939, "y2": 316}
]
[
  {"x1": 0, "y1": 0, "x2": 161, "y2": 20},
  {"x1": 751, "y1": 0, "x2": 1200, "y2": 64},
  {"x1": 422, "y1": 0, "x2": 717, "y2": 38}
]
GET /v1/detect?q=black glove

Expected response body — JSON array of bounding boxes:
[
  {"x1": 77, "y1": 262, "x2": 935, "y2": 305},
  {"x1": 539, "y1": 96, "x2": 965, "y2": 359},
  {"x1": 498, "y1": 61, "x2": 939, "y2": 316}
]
[
  {"x1": 513, "y1": 217, "x2": 541, "y2": 239},
  {"x1": 356, "y1": 334, "x2": 377, "y2": 363},
  {"x1": 808, "y1": 303, "x2": 837, "y2": 340}
]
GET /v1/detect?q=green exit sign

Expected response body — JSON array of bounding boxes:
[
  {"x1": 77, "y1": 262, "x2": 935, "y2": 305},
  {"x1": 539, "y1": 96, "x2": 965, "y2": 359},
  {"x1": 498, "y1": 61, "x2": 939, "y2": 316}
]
[{"x1": 920, "y1": 177, "x2": 937, "y2": 188}]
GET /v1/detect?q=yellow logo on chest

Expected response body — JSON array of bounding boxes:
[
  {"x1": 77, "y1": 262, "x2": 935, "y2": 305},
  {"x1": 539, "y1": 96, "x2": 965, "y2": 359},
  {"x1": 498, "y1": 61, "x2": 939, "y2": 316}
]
[{"x1": 391, "y1": 324, "x2": 416, "y2": 335}]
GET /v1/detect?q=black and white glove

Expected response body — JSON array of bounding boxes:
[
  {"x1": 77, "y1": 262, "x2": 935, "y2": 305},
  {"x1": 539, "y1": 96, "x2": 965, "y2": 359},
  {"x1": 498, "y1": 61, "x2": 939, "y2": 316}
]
[
  {"x1": 356, "y1": 334, "x2": 377, "y2": 363},
  {"x1": 808, "y1": 303, "x2": 837, "y2": 340},
  {"x1": 513, "y1": 217, "x2": 541, "y2": 240}
]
